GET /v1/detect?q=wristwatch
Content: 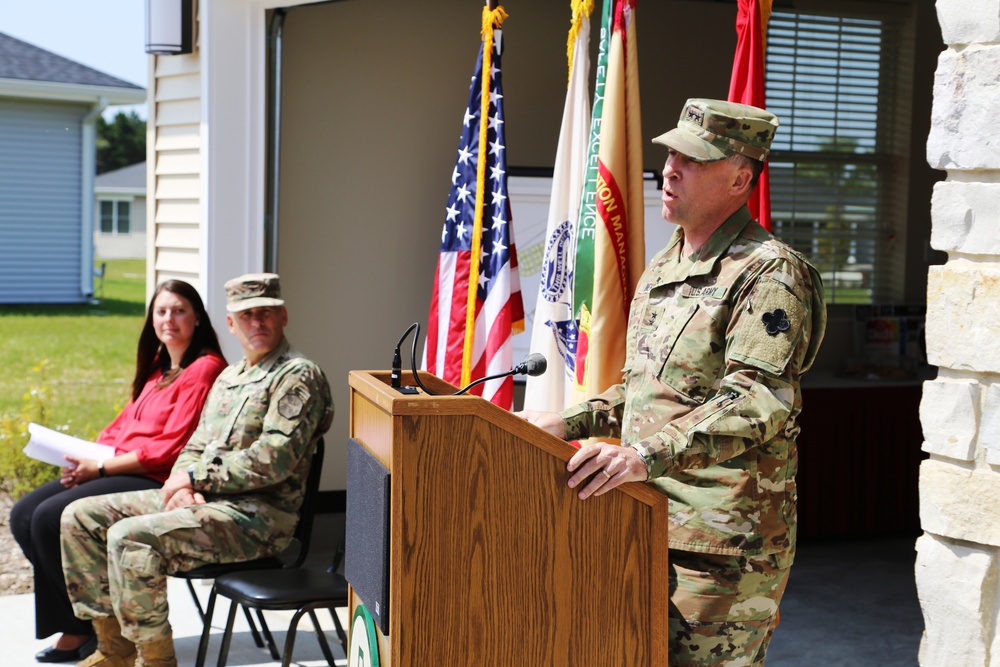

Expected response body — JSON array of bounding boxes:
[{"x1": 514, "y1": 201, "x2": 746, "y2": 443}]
[{"x1": 97, "y1": 461, "x2": 107, "y2": 477}]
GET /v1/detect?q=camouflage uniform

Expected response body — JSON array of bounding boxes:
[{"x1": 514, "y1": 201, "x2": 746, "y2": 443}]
[
  {"x1": 61, "y1": 337, "x2": 333, "y2": 644},
  {"x1": 561, "y1": 205, "x2": 825, "y2": 665}
]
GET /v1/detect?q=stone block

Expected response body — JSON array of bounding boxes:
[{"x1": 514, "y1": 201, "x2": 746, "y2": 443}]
[
  {"x1": 935, "y1": 0, "x2": 1000, "y2": 45},
  {"x1": 926, "y1": 264, "x2": 1000, "y2": 373},
  {"x1": 920, "y1": 379, "x2": 979, "y2": 460},
  {"x1": 931, "y1": 181, "x2": 1000, "y2": 255},
  {"x1": 982, "y1": 384, "x2": 1000, "y2": 465},
  {"x1": 920, "y1": 460, "x2": 1000, "y2": 546},
  {"x1": 915, "y1": 534, "x2": 996, "y2": 667},
  {"x1": 928, "y1": 46, "x2": 1000, "y2": 170}
]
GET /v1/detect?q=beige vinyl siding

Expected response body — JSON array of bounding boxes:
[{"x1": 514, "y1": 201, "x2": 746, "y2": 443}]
[{"x1": 151, "y1": 52, "x2": 202, "y2": 289}]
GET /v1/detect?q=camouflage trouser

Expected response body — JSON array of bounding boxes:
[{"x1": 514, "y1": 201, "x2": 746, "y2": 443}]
[
  {"x1": 60, "y1": 489, "x2": 274, "y2": 644},
  {"x1": 668, "y1": 549, "x2": 792, "y2": 667}
]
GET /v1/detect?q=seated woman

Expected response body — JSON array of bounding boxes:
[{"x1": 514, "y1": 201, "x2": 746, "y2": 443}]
[{"x1": 10, "y1": 280, "x2": 227, "y2": 664}]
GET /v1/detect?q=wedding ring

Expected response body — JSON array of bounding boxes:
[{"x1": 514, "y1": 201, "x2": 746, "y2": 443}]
[{"x1": 601, "y1": 469, "x2": 612, "y2": 479}]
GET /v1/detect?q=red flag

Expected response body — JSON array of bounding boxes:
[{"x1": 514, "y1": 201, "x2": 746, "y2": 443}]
[
  {"x1": 423, "y1": 6, "x2": 524, "y2": 409},
  {"x1": 728, "y1": 0, "x2": 773, "y2": 231}
]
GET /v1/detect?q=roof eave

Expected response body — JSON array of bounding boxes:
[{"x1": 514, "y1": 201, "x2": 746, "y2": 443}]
[
  {"x1": 96, "y1": 186, "x2": 146, "y2": 196},
  {"x1": 0, "y1": 78, "x2": 146, "y2": 105}
]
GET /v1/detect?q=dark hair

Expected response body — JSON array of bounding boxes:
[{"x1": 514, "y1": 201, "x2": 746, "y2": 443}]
[
  {"x1": 131, "y1": 280, "x2": 225, "y2": 401},
  {"x1": 727, "y1": 152, "x2": 765, "y2": 189}
]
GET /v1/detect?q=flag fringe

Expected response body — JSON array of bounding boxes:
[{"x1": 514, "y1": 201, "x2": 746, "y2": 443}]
[{"x1": 566, "y1": 0, "x2": 595, "y2": 83}]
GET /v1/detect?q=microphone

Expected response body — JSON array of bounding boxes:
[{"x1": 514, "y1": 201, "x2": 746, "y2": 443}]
[
  {"x1": 511, "y1": 352, "x2": 547, "y2": 377},
  {"x1": 391, "y1": 323, "x2": 420, "y2": 391},
  {"x1": 453, "y1": 353, "x2": 548, "y2": 396}
]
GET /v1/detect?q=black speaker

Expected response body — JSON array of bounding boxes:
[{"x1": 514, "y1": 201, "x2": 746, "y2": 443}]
[{"x1": 345, "y1": 438, "x2": 391, "y2": 635}]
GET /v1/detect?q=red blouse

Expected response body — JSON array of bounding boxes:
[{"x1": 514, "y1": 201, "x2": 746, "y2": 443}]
[{"x1": 97, "y1": 353, "x2": 227, "y2": 482}]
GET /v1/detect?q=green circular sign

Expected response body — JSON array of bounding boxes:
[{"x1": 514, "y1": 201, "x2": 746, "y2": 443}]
[{"x1": 347, "y1": 604, "x2": 381, "y2": 667}]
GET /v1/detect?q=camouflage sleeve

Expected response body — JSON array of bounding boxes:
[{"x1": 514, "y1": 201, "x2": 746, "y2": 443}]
[
  {"x1": 558, "y1": 382, "x2": 627, "y2": 441},
  {"x1": 632, "y1": 256, "x2": 824, "y2": 479},
  {"x1": 189, "y1": 362, "x2": 333, "y2": 493},
  {"x1": 172, "y1": 394, "x2": 214, "y2": 470}
]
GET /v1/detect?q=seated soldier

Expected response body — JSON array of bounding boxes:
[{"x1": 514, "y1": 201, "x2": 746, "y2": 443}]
[{"x1": 60, "y1": 273, "x2": 334, "y2": 667}]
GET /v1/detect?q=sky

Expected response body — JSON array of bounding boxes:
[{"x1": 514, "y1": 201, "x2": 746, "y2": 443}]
[{"x1": 2, "y1": 0, "x2": 149, "y2": 119}]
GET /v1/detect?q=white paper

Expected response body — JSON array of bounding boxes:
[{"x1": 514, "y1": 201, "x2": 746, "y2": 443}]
[{"x1": 23, "y1": 422, "x2": 115, "y2": 467}]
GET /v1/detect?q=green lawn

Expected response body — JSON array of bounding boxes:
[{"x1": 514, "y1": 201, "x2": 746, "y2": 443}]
[{"x1": 0, "y1": 261, "x2": 146, "y2": 494}]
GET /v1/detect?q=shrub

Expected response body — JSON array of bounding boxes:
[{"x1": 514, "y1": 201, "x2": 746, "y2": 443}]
[{"x1": 0, "y1": 361, "x2": 63, "y2": 498}]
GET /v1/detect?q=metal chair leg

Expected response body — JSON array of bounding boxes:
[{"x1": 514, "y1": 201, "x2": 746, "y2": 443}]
[
  {"x1": 280, "y1": 608, "x2": 310, "y2": 667},
  {"x1": 215, "y1": 599, "x2": 240, "y2": 667},
  {"x1": 255, "y1": 608, "x2": 281, "y2": 660},
  {"x1": 308, "y1": 609, "x2": 337, "y2": 666},
  {"x1": 241, "y1": 605, "x2": 266, "y2": 649},
  {"x1": 329, "y1": 606, "x2": 348, "y2": 654},
  {"x1": 194, "y1": 586, "x2": 217, "y2": 667},
  {"x1": 186, "y1": 579, "x2": 206, "y2": 620}
]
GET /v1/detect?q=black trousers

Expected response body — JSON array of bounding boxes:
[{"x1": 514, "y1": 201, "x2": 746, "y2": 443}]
[{"x1": 10, "y1": 476, "x2": 161, "y2": 639}]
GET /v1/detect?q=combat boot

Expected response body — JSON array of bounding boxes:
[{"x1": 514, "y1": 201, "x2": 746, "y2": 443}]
[
  {"x1": 134, "y1": 635, "x2": 177, "y2": 667},
  {"x1": 75, "y1": 616, "x2": 137, "y2": 667}
]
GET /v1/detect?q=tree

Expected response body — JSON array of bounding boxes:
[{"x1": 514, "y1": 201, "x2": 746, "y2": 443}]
[{"x1": 96, "y1": 111, "x2": 146, "y2": 174}]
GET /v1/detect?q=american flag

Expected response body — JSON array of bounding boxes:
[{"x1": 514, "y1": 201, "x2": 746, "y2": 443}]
[{"x1": 424, "y1": 24, "x2": 524, "y2": 410}]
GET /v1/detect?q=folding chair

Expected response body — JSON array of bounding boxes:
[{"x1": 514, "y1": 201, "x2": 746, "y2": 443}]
[
  {"x1": 208, "y1": 543, "x2": 349, "y2": 667},
  {"x1": 172, "y1": 438, "x2": 326, "y2": 667}
]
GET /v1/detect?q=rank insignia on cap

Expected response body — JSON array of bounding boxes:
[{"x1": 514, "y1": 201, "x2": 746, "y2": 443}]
[
  {"x1": 762, "y1": 309, "x2": 791, "y2": 336},
  {"x1": 684, "y1": 105, "x2": 704, "y2": 126}
]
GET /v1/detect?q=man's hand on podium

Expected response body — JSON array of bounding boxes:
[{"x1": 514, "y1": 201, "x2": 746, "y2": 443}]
[
  {"x1": 515, "y1": 410, "x2": 646, "y2": 499},
  {"x1": 567, "y1": 443, "x2": 647, "y2": 499}
]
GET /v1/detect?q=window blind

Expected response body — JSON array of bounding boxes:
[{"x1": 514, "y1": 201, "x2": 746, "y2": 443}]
[{"x1": 766, "y1": 10, "x2": 904, "y2": 304}]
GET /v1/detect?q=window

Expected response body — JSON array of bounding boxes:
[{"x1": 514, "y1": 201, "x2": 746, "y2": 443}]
[
  {"x1": 766, "y1": 6, "x2": 911, "y2": 304},
  {"x1": 99, "y1": 199, "x2": 131, "y2": 235}
]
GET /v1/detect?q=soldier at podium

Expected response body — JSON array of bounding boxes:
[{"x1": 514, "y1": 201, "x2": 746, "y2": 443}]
[{"x1": 520, "y1": 99, "x2": 826, "y2": 667}]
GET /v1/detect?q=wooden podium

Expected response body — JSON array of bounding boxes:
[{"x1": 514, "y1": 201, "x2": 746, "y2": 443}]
[{"x1": 347, "y1": 370, "x2": 670, "y2": 666}]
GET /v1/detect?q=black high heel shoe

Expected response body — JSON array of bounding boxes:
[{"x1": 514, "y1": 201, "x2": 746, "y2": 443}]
[{"x1": 35, "y1": 634, "x2": 97, "y2": 663}]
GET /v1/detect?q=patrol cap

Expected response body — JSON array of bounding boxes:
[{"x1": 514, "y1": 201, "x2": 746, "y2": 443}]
[
  {"x1": 224, "y1": 273, "x2": 285, "y2": 312},
  {"x1": 652, "y1": 98, "x2": 779, "y2": 163}
]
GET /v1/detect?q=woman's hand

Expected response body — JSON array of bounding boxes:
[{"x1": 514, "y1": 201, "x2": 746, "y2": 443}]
[{"x1": 61, "y1": 456, "x2": 99, "y2": 488}]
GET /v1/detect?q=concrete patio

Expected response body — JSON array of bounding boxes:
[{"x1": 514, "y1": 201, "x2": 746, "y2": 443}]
[{"x1": 1, "y1": 519, "x2": 923, "y2": 666}]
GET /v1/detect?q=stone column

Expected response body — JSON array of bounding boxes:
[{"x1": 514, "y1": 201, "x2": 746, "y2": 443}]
[{"x1": 919, "y1": 1, "x2": 1000, "y2": 664}]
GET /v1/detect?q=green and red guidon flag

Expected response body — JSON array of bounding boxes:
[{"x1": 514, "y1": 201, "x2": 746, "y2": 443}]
[{"x1": 573, "y1": 0, "x2": 644, "y2": 398}]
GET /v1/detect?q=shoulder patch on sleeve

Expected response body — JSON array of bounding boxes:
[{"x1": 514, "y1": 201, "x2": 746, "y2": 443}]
[
  {"x1": 730, "y1": 277, "x2": 805, "y2": 375},
  {"x1": 278, "y1": 389, "x2": 306, "y2": 420}
]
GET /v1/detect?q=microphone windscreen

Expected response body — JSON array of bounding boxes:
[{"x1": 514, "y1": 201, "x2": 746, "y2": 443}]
[{"x1": 523, "y1": 353, "x2": 547, "y2": 376}]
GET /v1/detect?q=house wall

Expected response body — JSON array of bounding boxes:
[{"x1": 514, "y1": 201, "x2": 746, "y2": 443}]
[
  {"x1": 148, "y1": 52, "x2": 203, "y2": 291},
  {"x1": 916, "y1": 1, "x2": 1000, "y2": 663},
  {"x1": 95, "y1": 195, "x2": 147, "y2": 260},
  {"x1": 0, "y1": 98, "x2": 87, "y2": 303}
]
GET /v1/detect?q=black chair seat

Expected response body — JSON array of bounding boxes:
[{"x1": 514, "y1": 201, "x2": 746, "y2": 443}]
[
  {"x1": 173, "y1": 556, "x2": 285, "y2": 581},
  {"x1": 215, "y1": 567, "x2": 349, "y2": 609}
]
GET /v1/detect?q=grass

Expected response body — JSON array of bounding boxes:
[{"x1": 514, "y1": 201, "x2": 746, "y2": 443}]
[{"x1": 0, "y1": 260, "x2": 146, "y2": 444}]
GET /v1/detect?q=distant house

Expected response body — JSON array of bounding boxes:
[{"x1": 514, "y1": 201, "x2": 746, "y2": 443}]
[
  {"x1": 0, "y1": 32, "x2": 145, "y2": 303},
  {"x1": 94, "y1": 161, "x2": 146, "y2": 260}
]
